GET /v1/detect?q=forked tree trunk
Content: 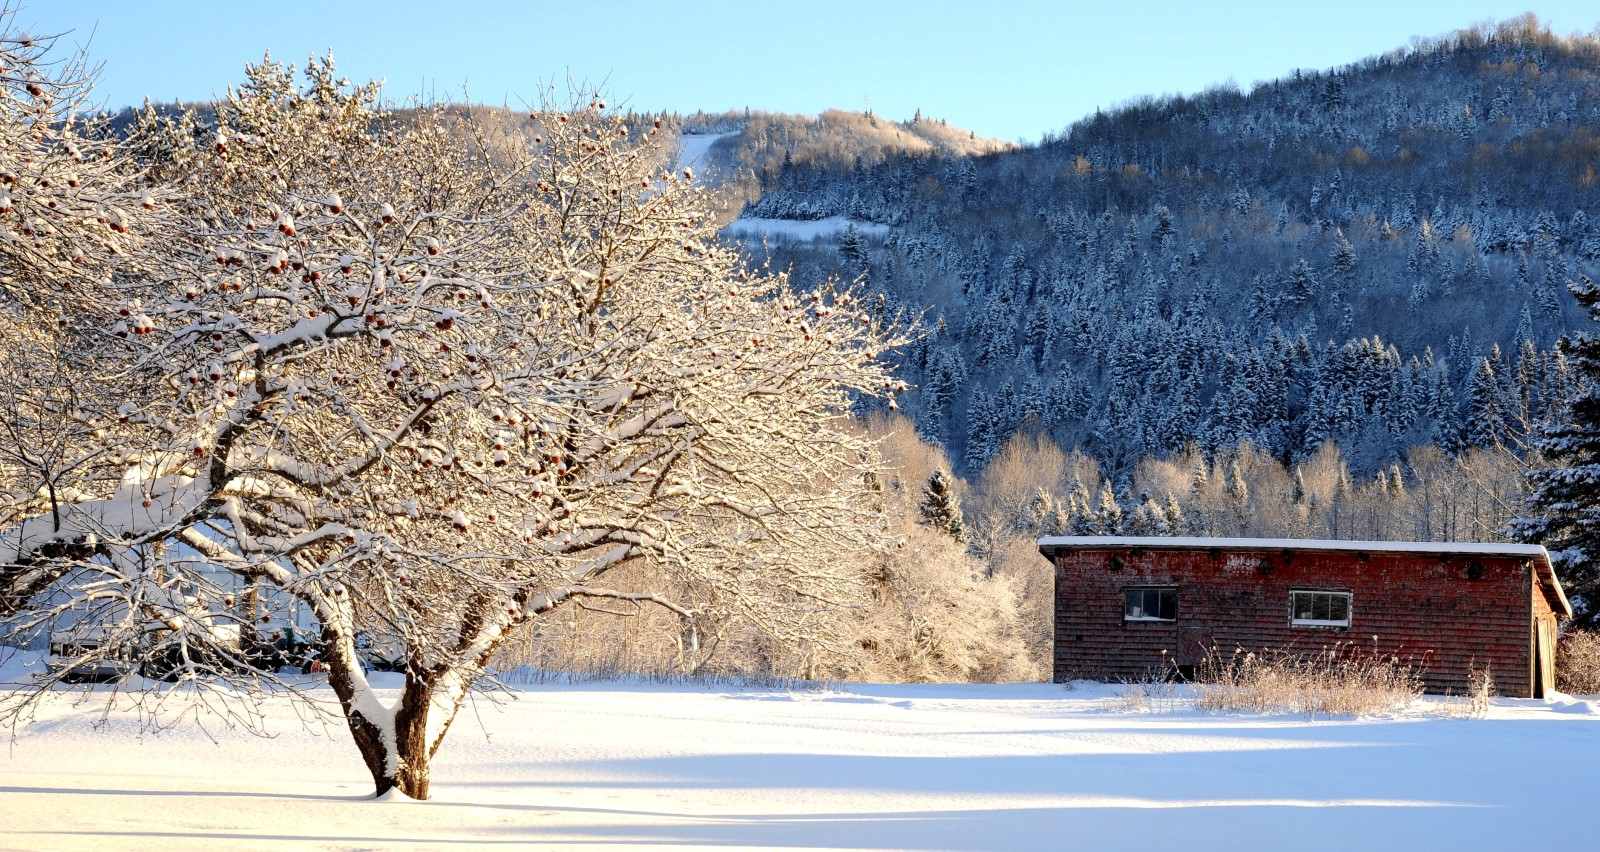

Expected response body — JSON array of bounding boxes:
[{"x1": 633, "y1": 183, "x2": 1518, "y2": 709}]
[
  {"x1": 321, "y1": 631, "x2": 504, "y2": 798},
  {"x1": 322, "y1": 626, "x2": 437, "y2": 799},
  {"x1": 330, "y1": 666, "x2": 439, "y2": 797},
  {"x1": 319, "y1": 594, "x2": 519, "y2": 799}
]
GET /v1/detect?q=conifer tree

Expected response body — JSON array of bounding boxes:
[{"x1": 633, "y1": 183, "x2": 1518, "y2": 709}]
[
  {"x1": 1285, "y1": 258, "x2": 1318, "y2": 306},
  {"x1": 1509, "y1": 275, "x2": 1600, "y2": 625},
  {"x1": 1161, "y1": 492, "x2": 1188, "y2": 535},
  {"x1": 1065, "y1": 483, "x2": 1097, "y2": 535},
  {"x1": 1462, "y1": 356, "x2": 1510, "y2": 449},
  {"x1": 1330, "y1": 230, "x2": 1357, "y2": 284},
  {"x1": 837, "y1": 223, "x2": 867, "y2": 271},
  {"x1": 1225, "y1": 460, "x2": 1250, "y2": 507},
  {"x1": 1127, "y1": 494, "x2": 1169, "y2": 536},
  {"x1": 1095, "y1": 482, "x2": 1123, "y2": 534},
  {"x1": 917, "y1": 469, "x2": 966, "y2": 543},
  {"x1": 1020, "y1": 486, "x2": 1055, "y2": 534},
  {"x1": 1151, "y1": 205, "x2": 1176, "y2": 249},
  {"x1": 964, "y1": 390, "x2": 999, "y2": 471}
]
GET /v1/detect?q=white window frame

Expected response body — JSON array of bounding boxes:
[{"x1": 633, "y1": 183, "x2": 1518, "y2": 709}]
[
  {"x1": 1289, "y1": 589, "x2": 1352, "y2": 627},
  {"x1": 1123, "y1": 586, "x2": 1178, "y2": 622}
]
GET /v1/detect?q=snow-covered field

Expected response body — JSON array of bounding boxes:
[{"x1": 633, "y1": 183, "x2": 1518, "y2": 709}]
[
  {"x1": 672, "y1": 131, "x2": 894, "y2": 244},
  {"x1": 724, "y1": 215, "x2": 892, "y2": 243},
  {"x1": 3, "y1": 651, "x2": 1598, "y2": 851},
  {"x1": 673, "y1": 131, "x2": 737, "y2": 177}
]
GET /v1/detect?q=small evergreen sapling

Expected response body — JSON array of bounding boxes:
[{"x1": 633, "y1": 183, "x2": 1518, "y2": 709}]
[{"x1": 917, "y1": 469, "x2": 965, "y2": 543}]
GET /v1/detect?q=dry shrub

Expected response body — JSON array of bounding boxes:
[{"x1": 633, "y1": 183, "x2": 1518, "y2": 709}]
[
  {"x1": 1557, "y1": 629, "x2": 1600, "y2": 695},
  {"x1": 1193, "y1": 644, "x2": 1424, "y2": 717},
  {"x1": 492, "y1": 418, "x2": 1040, "y2": 686},
  {"x1": 1467, "y1": 661, "x2": 1496, "y2": 717},
  {"x1": 1440, "y1": 659, "x2": 1497, "y2": 717},
  {"x1": 1435, "y1": 661, "x2": 1499, "y2": 719},
  {"x1": 490, "y1": 559, "x2": 853, "y2": 682},
  {"x1": 1114, "y1": 656, "x2": 1181, "y2": 713}
]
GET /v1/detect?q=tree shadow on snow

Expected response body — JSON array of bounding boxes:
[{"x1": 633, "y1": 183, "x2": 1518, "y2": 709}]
[{"x1": 11, "y1": 715, "x2": 1598, "y2": 849}]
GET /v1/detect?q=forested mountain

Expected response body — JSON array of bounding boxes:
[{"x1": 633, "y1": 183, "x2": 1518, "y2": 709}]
[{"x1": 708, "y1": 16, "x2": 1600, "y2": 480}]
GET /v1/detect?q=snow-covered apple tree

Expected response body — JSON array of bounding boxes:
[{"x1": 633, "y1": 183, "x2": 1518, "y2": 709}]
[{"x1": 0, "y1": 53, "x2": 906, "y2": 800}]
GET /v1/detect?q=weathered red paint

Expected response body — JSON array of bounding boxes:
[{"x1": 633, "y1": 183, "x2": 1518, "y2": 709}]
[{"x1": 1041, "y1": 537, "x2": 1571, "y2": 698}]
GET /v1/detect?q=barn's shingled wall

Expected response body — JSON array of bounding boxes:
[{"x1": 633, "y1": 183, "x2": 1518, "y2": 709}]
[{"x1": 1051, "y1": 546, "x2": 1538, "y2": 696}]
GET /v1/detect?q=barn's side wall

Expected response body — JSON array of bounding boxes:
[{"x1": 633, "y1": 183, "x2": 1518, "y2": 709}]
[
  {"x1": 1051, "y1": 547, "x2": 1536, "y2": 697},
  {"x1": 1531, "y1": 570, "x2": 1560, "y2": 625}
]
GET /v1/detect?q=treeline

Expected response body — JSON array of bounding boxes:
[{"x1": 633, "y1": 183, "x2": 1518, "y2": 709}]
[
  {"x1": 965, "y1": 425, "x2": 1529, "y2": 674},
  {"x1": 499, "y1": 418, "x2": 1531, "y2": 681}
]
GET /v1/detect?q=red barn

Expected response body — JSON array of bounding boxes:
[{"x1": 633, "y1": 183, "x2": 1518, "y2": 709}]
[{"x1": 1039, "y1": 536, "x2": 1572, "y2": 698}]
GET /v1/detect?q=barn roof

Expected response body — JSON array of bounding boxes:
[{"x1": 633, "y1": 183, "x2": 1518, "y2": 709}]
[{"x1": 1037, "y1": 535, "x2": 1572, "y2": 618}]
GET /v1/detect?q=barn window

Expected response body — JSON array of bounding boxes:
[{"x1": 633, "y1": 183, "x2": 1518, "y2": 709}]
[
  {"x1": 1290, "y1": 590, "x2": 1351, "y2": 627},
  {"x1": 1124, "y1": 587, "x2": 1177, "y2": 622}
]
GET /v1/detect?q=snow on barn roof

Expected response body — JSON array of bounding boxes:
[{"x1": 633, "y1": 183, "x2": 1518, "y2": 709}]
[
  {"x1": 1037, "y1": 535, "x2": 1549, "y2": 557},
  {"x1": 1037, "y1": 536, "x2": 1571, "y2": 618}
]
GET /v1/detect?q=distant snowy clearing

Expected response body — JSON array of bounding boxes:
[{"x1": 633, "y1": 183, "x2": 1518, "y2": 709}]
[
  {"x1": 724, "y1": 215, "x2": 891, "y2": 243},
  {"x1": 4, "y1": 652, "x2": 1599, "y2": 850},
  {"x1": 673, "y1": 131, "x2": 736, "y2": 177}
]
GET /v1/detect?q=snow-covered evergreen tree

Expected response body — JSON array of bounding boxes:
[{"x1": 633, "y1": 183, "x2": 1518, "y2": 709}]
[
  {"x1": 917, "y1": 469, "x2": 965, "y2": 542},
  {"x1": 1509, "y1": 275, "x2": 1600, "y2": 625},
  {"x1": 1094, "y1": 482, "x2": 1123, "y2": 535},
  {"x1": 1462, "y1": 355, "x2": 1511, "y2": 449},
  {"x1": 964, "y1": 389, "x2": 1000, "y2": 471}
]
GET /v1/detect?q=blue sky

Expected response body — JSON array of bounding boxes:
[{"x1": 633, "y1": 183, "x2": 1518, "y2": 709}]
[{"x1": 21, "y1": 1, "x2": 1600, "y2": 143}]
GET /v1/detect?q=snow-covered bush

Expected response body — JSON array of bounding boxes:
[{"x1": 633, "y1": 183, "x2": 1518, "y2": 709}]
[
  {"x1": 846, "y1": 416, "x2": 1035, "y2": 683},
  {"x1": 494, "y1": 416, "x2": 1037, "y2": 685},
  {"x1": 1556, "y1": 629, "x2": 1600, "y2": 695},
  {"x1": 850, "y1": 524, "x2": 1031, "y2": 683}
]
